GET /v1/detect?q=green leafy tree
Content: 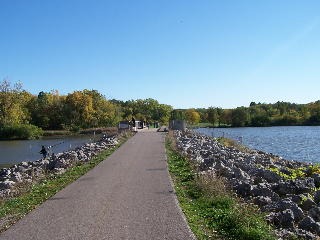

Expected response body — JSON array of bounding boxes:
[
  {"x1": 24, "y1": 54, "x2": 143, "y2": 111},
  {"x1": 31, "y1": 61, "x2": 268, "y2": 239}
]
[
  {"x1": 207, "y1": 107, "x2": 218, "y2": 126},
  {"x1": 157, "y1": 104, "x2": 172, "y2": 124},
  {"x1": 231, "y1": 107, "x2": 249, "y2": 127},
  {"x1": 170, "y1": 109, "x2": 186, "y2": 120},
  {"x1": 29, "y1": 91, "x2": 65, "y2": 129}
]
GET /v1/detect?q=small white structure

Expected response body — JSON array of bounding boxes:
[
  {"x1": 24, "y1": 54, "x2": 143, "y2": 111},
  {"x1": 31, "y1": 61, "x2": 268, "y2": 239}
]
[
  {"x1": 118, "y1": 120, "x2": 146, "y2": 132},
  {"x1": 134, "y1": 121, "x2": 145, "y2": 129}
]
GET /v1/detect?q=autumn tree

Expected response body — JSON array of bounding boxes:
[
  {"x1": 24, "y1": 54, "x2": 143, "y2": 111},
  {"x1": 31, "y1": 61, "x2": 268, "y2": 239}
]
[
  {"x1": 64, "y1": 91, "x2": 95, "y2": 128},
  {"x1": 185, "y1": 109, "x2": 200, "y2": 124},
  {"x1": 83, "y1": 90, "x2": 121, "y2": 127},
  {"x1": 0, "y1": 79, "x2": 29, "y2": 126}
]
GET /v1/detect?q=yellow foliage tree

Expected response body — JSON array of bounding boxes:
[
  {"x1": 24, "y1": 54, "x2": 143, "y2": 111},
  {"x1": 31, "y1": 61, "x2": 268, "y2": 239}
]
[
  {"x1": 65, "y1": 91, "x2": 94, "y2": 128},
  {"x1": 185, "y1": 109, "x2": 200, "y2": 124},
  {"x1": 0, "y1": 79, "x2": 29, "y2": 126}
]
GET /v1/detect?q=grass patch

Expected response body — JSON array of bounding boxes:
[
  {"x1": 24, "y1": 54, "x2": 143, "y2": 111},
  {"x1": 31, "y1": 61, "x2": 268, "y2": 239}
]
[
  {"x1": 166, "y1": 132, "x2": 275, "y2": 240},
  {"x1": 188, "y1": 123, "x2": 214, "y2": 128},
  {"x1": 216, "y1": 137, "x2": 252, "y2": 153},
  {"x1": 0, "y1": 132, "x2": 132, "y2": 232},
  {"x1": 0, "y1": 163, "x2": 15, "y2": 170}
]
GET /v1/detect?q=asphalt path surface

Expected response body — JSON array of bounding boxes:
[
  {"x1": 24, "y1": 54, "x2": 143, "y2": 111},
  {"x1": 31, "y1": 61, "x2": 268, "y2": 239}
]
[{"x1": 1, "y1": 130, "x2": 195, "y2": 240}]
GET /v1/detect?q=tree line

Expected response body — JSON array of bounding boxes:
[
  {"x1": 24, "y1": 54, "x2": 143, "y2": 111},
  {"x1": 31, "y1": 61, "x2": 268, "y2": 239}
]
[
  {"x1": 171, "y1": 101, "x2": 320, "y2": 127},
  {"x1": 2, "y1": 78, "x2": 320, "y2": 139},
  {"x1": 0, "y1": 79, "x2": 172, "y2": 139}
]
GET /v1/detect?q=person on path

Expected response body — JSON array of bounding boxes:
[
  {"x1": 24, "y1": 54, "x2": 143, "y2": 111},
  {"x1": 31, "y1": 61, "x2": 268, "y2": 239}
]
[
  {"x1": 39, "y1": 145, "x2": 48, "y2": 159},
  {"x1": 131, "y1": 117, "x2": 136, "y2": 131}
]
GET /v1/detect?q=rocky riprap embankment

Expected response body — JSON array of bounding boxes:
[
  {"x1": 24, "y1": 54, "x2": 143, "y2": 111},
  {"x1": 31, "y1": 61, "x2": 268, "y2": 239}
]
[
  {"x1": 0, "y1": 135, "x2": 119, "y2": 199},
  {"x1": 174, "y1": 130, "x2": 320, "y2": 240}
]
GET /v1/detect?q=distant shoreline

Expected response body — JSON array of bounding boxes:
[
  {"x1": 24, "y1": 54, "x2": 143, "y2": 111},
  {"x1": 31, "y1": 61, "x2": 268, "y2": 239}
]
[
  {"x1": 190, "y1": 123, "x2": 320, "y2": 129},
  {"x1": 0, "y1": 127, "x2": 118, "y2": 141}
]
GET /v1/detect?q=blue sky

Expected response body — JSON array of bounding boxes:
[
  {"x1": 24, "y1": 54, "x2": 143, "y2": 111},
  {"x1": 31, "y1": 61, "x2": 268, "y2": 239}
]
[{"x1": 1, "y1": 1, "x2": 319, "y2": 109}]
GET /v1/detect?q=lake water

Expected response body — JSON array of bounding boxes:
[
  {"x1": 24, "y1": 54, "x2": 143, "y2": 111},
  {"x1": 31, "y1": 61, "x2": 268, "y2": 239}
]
[
  {"x1": 0, "y1": 135, "x2": 99, "y2": 166},
  {"x1": 195, "y1": 126, "x2": 320, "y2": 164}
]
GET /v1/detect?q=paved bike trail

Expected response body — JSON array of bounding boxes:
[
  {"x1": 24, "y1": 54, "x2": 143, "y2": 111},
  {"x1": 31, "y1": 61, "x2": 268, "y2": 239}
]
[{"x1": 1, "y1": 131, "x2": 195, "y2": 240}]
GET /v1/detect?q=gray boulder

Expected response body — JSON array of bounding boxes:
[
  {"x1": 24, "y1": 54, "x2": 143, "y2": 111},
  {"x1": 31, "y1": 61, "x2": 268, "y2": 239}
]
[
  {"x1": 312, "y1": 174, "x2": 320, "y2": 188},
  {"x1": 274, "y1": 209, "x2": 295, "y2": 228},
  {"x1": 0, "y1": 168, "x2": 11, "y2": 177},
  {"x1": 309, "y1": 207, "x2": 320, "y2": 222},
  {"x1": 232, "y1": 167, "x2": 250, "y2": 181},
  {"x1": 251, "y1": 185, "x2": 279, "y2": 200},
  {"x1": 20, "y1": 162, "x2": 29, "y2": 168},
  {"x1": 234, "y1": 182, "x2": 253, "y2": 197},
  {"x1": 273, "y1": 178, "x2": 315, "y2": 195},
  {"x1": 0, "y1": 180, "x2": 15, "y2": 190},
  {"x1": 256, "y1": 169, "x2": 281, "y2": 183},
  {"x1": 10, "y1": 172, "x2": 23, "y2": 183},
  {"x1": 265, "y1": 212, "x2": 276, "y2": 224},
  {"x1": 301, "y1": 198, "x2": 317, "y2": 211},
  {"x1": 38, "y1": 159, "x2": 50, "y2": 170},
  {"x1": 287, "y1": 194, "x2": 303, "y2": 205},
  {"x1": 294, "y1": 178, "x2": 315, "y2": 194},
  {"x1": 298, "y1": 217, "x2": 320, "y2": 235},
  {"x1": 53, "y1": 168, "x2": 66, "y2": 175},
  {"x1": 0, "y1": 189, "x2": 11, "y2": 198},
  {"x1": 314, "y1": 190, "x2": 320, "y2": 204},
  {"x1": 54, "y1": 159, "x2": 70, "y2": 169},
  {"x1": 290, "y1": 205, "x2": 304, "y2": 222},
  {"x1": 275, "y1": 229, "x2": 295, "y2": 239},
  {"x1": 295, "y1": 229, "x2": 317, "y2": 240},
  {"x1": 200, "y1": 158, "x2": 214, "y2": 170},
  {"x1": 214, "y1": 162, "x2": 232, "y2": 177},
  {"x1": 253, "y1": 196, "x2": 272, "y2": 207},
  {"x1": 262, "y1": 198, "x2": 297, "y2": 212}
]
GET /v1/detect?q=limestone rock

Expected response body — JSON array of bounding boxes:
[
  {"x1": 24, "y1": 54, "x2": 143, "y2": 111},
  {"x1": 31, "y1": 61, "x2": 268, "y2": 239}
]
[
  {"x1": 0, "y1": 180, "x2": 15, "y2": 190},
  {"x1": 301, "y1": 198, "x2": 317, "y2": 211},
  {"x1": 309, "y1": 207, "x2": 320, "y2": 222},
  {"x1": 314, "y1": 190, "x2": 320, "y2": 204},
  {"x1": 298, "y1": 217, "x2": 320, "y2": 235}
]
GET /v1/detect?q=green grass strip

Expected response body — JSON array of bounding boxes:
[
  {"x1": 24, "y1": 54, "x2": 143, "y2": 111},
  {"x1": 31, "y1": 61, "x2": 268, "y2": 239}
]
[
  {"x1": 0, "y1": 134, "x2": 131, "y2": 231},
  {"x1": 166, "y1": 136, "x2": 276, "y2": 240}
]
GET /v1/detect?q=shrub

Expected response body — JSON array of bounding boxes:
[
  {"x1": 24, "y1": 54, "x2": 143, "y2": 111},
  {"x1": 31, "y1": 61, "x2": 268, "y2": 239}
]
[{"x1": 0, "y1": 124, "x2": 43, "y2": 140}]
